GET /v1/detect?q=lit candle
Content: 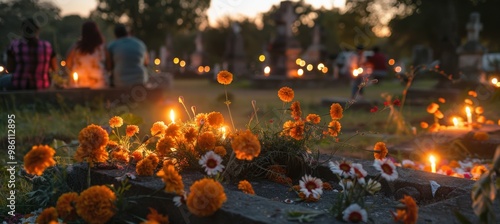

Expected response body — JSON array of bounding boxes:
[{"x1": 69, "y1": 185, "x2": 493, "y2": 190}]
[
  {"x1": 169, "y1": 109, "x2": 175, "y2": 124},
  {"x1": 220, "y1": 126, "x2": 227, "y2": 140},
  {"x1": 73, "y1": 72, "x2": 78, "y2": 87},
  {"x1": 465, "y1": 106, "x2": 472, "y2": 128},
  {"x1": 429, "y1": 155, "x2": 436, "y2": 173},
  {"x1": 452, "y1": 117, "x2": 459, "y2": 128}
]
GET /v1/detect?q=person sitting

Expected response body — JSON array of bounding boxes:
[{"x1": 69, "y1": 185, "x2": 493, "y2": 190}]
[
  {"x1": 106, "y1": 24, "x2": 149, "y2": 88},
  {"x1": 0, "y1": 18, "x2": 57, "y2": 91},
  {"x1": 369, "y1": 46, "x2": 388, "y2": 81},
  {"x1": 66, "y1": 21, "x2": 107, "y2": 88}
]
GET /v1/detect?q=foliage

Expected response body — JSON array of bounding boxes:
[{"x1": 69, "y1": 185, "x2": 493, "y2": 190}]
[{"x1": 471, "y1": 146, "x2": 500, "y2": 223}]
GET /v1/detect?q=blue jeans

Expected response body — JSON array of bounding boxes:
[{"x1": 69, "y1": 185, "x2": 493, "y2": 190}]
[{"x1": 0, "y1": 74, "x2": 12, "y2": 91}]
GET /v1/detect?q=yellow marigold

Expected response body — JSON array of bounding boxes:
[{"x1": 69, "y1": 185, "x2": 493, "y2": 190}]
[
  {"x1": 231, "y1": 129, "x2": 261, "y2": 161},
  {"x1": 156, "y1": 136, "x2": 176, "y2": 157},
  {"x1": 110, "y1": 147, "x2": 129, "y2": 163},
  {"x1": 281, "y1": 120, "x2": 294, "y2": 136},
  {"x1": 187, "y1": 178, "x2": 227, "y2": 217},
  {"x1": 75, "y1": 185, "x2": 116, "y2": 224},
  {"x1": 131, "y1": 150, "x2": 143, "y2": 161},
  {"x1": 475, "y1": 106, "x2": 484, "y2": 115},
  {"x1": 214, "y1": 146, "x2": 227, "y2": 157},
  {"x1": 238, "y1": 180, "x2": 255, "y2": 195},
  {"x1": 217, "y1": 70, "x2": 233, "y2": 85},
  {"x1": 207, "y1": 112, "x2": 224, "y2": 128},
  {"x1": 56, "y1": 192, "x2": 79, "y2": 222},
  {"x1": 328, "y1": 120, "x2": 341, "y2": 137},
  {"x1": 392, "y1": 195, "x2": 418, "y2": 224},
  {"x1": 36, "y1": 207, "x2": 58, "y2": 224},
  {"x1": 184, "y1": 127, "x2": 198, "y2": 143},
  {"x1": 157, "y1": 164, "x2": 184, "y2": 195},
  {"x1": 74, "y1": 124, "x2": 109, "y2": 164},
  {"x1": 147, "y1": 153, "x2": 160, "y2": 167},
  {"x1": 197, "y1": 131, "x2": 216, "y2": 152},
  {"x1": 141, "y1": 208, "x2": 169, "y2": 224},
  {"x1": 374, "y1": 142, "x2": 388, "y2": 160},
  {"x1": 165, "y1": 123, "x2": 181, "y2": 138},
  {"x1": 278, "y1": 86, "x2": 294, "y2": 102},
  {"x1": 438, "y1": 97, "x2": 446, "y2": 103},
  {"x1": 151, "y1": 121, "x2": 167, "y2": 136},
  {"x1": 330, "y1": 103, "x2": 343, "y2": 120},
  {"x1": 434, "y1": 110, "x2": 444, "y2": 119},
  {"x1": 126, "y1": 125, "x2": 139, "y2": 137},
  {"x1": 24, "y1": 145, "x2": 56, "y2": 176},
  {"x1": 477, "y1": 115, "x2": 486, "y2": 124},
  {"x1": 195, "y1": 113, "x2": 208, "y2": 127},
  {"x1": 473, "y1": 131, "x2": 489, "y2": 141},
  {"x1": 426, "y1": 103, "x2": 439, "y2": 114},
  {"x1": 420, "y1": 122, "x2": 429, "y2": 129},
  {"x1": 306, "y1": 114, "x2": 321, "y2": 124},
  {"x1": 109, "y1": 116, "x2": 123, "y2": 128},
  {"x1": 136, "y1": 158, "x2": 155, "y2": 176},
  {"x1": 290, "y1": 120, "x2": 305, "y2": 140},
  {"x1": 468, "y1": 90, "x2": 477, "y2": 97}
]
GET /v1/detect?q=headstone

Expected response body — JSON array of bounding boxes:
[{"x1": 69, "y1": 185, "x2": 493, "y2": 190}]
[
  {"x1": 190, "y1": 32, "x2": 207, "y2": 73},
  {"x1": 223, "y1": 22, "x2": 247, "y2": 76},
  {"x1": 301, "y1": 25, "x2": 327, "y2": 65},
  {"x1": 160, "y1": 34, "x2": 174, "y2": 71},
  {"x1": 412, "y1": 45, "x2": 433, "y2": 67},
  {"x1": 456, "y1": 12, "x2": 487, "y2": 85}
]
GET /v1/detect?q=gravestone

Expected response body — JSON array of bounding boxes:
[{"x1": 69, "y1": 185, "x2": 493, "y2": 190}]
[
  {"x1": 412, "y1": 45, "x2": 433, "y2": 67},
  {"x1": 159, "y1": 34, "x2": 174, "y2": 71},
  {"x1": 190, "y1": 32, "x2": 207, "y2": 73},
  {"x1": 456, "y1": 12, "x2": 487, "y2": 86},
  {"x1": 301, "y1": 25, "x2": 327, "y2": 65},
  {"x1": 223, "y1": 22, "x2": 247, "y2": 77}
]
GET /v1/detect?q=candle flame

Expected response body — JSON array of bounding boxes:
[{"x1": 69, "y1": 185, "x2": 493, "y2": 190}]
[
  {"x1": 220, "y1": 126, "x2": 227, "y2": 140},
  {"x1": 169, "y1": 109, "x2": 175, "y2": 124},
  {"x1": 429, "y1": 155, "x2": 436, "y2": 173},
  {"x1": 452, "y1": 117, "x2": 459, "y2": 127},
  {"x1": 73, "y1": 72, "x2": 78, "y2": 82},
  {"x1": 465, "y1": 106, "x2": 471, "y2": 115}
]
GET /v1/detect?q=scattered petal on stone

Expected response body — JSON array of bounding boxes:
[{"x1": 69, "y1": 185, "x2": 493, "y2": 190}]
[
  {"x1": 430, "y1": 180, "x2": 440, "y2": 197},
  {"x1": 284, "y1": 199, "x2": 294, "y2": 204}
]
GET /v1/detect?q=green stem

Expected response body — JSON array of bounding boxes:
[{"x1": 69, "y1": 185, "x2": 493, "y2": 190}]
[{"x1": 224, "y1": 85, "x2": 236, "y2": 131}]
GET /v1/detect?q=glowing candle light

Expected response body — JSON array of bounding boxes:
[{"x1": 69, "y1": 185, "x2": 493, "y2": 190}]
[
  {"x1": 169, "y1": 109, "x2": 175, "y2": 124},
  {"x1": 429, "y1": 155, "x2": 436, "y2": 173},
  {"x1": 220, "y1": 126, "x2": 227, "y2": 140},
  {"x1": 73, "y1": 72, "x2": 78, "y2": 87},
  {"x1": 452, "y1": 117, "x2": 459, "y2": 128},
  {"x1": 465, "y1": 106, "x2": 472, "y2": 128}
]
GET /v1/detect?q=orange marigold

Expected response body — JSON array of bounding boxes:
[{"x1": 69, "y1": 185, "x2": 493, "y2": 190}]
[
  {"x1": 76, "y1": 185, "x2": 116, "y2": 224},
  {"x1": 290, "y1": 120, "x2": 305, "y2": 140},
  {"x1": 373, "y1": 142, "x2": 388, "y2": 160},
  {"x1": 428, "y1": 123, "x2": 440, "y2": 132},
  {"x1": 330, "y1": 103, "x2": 343, "y2": 120},
  {"x1": 110, "y1": 147, "x2": 129, "y2": 163},
  {"x1": 434, "y1": 110, "x2": 444, "y2": 119},
  {"x1": 187, "y1": 178, "x2": 227, "y2": 217},
  {"x1": 328, "y1": 120, "x2": 342, "y2": 137},
  {"x1": 74, "y1": 124, "x2": 109, "y2": 164},
  {"x1": 165, "y1": 123, "x2": 181, "y2": 138},
  {"x1": 281, "y1": 120, "x2": 294, "y2": 136},
  {"x1": 290, "y1": 101, "x2": 302, "y2": 120},
  {"x1": 141, "y1": 208, "x2": 169, "y2": 224},
  {"x1": 109, "y1": 116, "x2": 123, "y2": 128},
  {"x1": 231, "y1": 129, "x2": 261, "y2": 161},
  {"x1": 136, "y1": 158, "x2": 155, "y2": 176},
  {"x1": 420, "y1": 122, "x2": 429, "y2": 129},
  {"x1": 238, "y1": 180, "x2": 255, "y2": 195},
  {"x1": 151, "y1": 121, "x2": 167, "y2": 136},
  {"x1": 306, "y1": 114, "x2": 321, "y2": 124},
  {"x1": 214, "y1": 146, "x2": 227, "y2": 157},
  {"x1": 36, "y1": 207, "x2": 58, "y2": 224},
  {"x1": 392, "y1": 195, "x2": 418, "y2": 224},
  {"x1": 197, "y1": 131, "x2": 216, "y2": 152},
  {"x1": 184, "y1": 127, "x2": 198, "y2": 143},
  {"x1": 278, "y1": 86, "x2": 294, "y2": 102},
  {"x1": 207, "y1": 112, "x2": 224, "y2": 128},
  {"x1": 195, "y1": 113, "x2": 208, "y2": 127},
  {"x1": 56, "y1": 192, "x2": 79, "y2": 222},
  {"x1": 473, "y1": 131, "x2": 489, "y2": 141},
  {"x1": 131, "y1": 150, "x2": 143, "y2": 161},
  {"x1": 438, "y1": 97, "x2": 446, "y2": 103},
  {"x1": 24, "y1": 145, "x2": 56, "y2": 176},
  {"x1": 157, "y1": 164, "x2": 184, "y2": 195},
  {"x1": 126, "y1": 125, "x2": 139, "y2": 137},
  {"x1": 323, "y1": 182, "x2": 333, "y2": 191},
  {"x1": 475, "y1": 106, "x2": 484, "y2": 115},
  {"x1": 426, "y1": 103, "x2": 439, "y2": 114},
  {"x1": 477, "y1": 115, "x2": 486, "y2": 124},
  {"x1": 147, "y1": 153, "x2": 160, "y2": 167},
  {"x1": 464, "y1": 99, "x2": 473, "y2": 105},
  {"x1": 156, "y1": 136, "x2": 176, "y2": 157},
  {"x1": 468, "y1": 90, "x2": 477, "y2": 97},
  {"x1": 217, "y1": 70, "x2": 233, "y2": 85}
]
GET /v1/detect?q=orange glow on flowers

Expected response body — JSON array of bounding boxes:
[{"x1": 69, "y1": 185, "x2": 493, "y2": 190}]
[
  {"x1": 464, "y1": 99, "x2": 473, "y2": 105},
  {"x1": 110, "y1": 147, "x2": 129, "y2": 163},
  {"x1": 238, "y1": 180, "x2": 255, "y2": 195},
  {"x1": 438, "y1": 97, "x2": 446, "y2": 103},
  {"x1": 477, "y1": 115, "x2": 486, "y2": 124},
  {"x1": 471, "y1": 165, "x2": 488, "y2": 179},
  {"x1": 330, "y1": 103, "x2": 343, "y2": 120},
  {"x1": 151, "y1": 121, "x2": 167, "y2": 136},
  {"x1": 434, "y1": 110, "x2": 444, "y2": 119},
  {"x1": 231, "y1": 129, "x2": 261, "y2": 160},
  {"x1": 207, "y1": 111, "x2": 225, "y2": 128},
  {"x1": 290, "y1": 120, "x2": 305, "y2": 140},
  {"x1": 56, "y1": 192, "x2": 79, "y2": 222},
  {"x1": 109, "y1": 116, "x2": 123, "y2": 128},
  {"x1": 306, "y1": 114, "x2": 321, "y2": 124},
  {"x1": 473, "y1": 131, "x2": 489, "y2": 141},
  {"x1": 392, "y1": 195, "x2": 418, "y2": 224},
  {"x1": 420, "y1": 122, "x2": 429, "y2": 129},
  {"x1": 328, "y1": 120, "x2": 342, "y2": 137},
  {"x1": 187, "y1": 178, "x2": 227, "y2": 217},
  {"x1": 125, "y1": 125, "x2": 139, "y2": 137},
  {"x1": 157, "y1": 164, "x2": 184, "y2": 195},
  {"x1": 131, "y1": 150, "x2": 143, "y2": 161},
  {"x1": 146, "y1": 153, "x2": 160, "y2": 167},
  {"x1": 290, "y1": 101, "x2": 302, "y2": 120},
  {"x1": 76, "y1": 185, "x2": 116, "y2": 224},
  {"x1": 136, "y1": 158, "x2": 155, "y2": 176},
  {"x1": 214, "y1": 146, "x2": 227, "y2": 157},
  {"x1": 426, "y1": 103, "x2": 439, "y2": 114},
  {"x1": 184, "y1": 127, "x2": 198, "y2": 144},
  {"x1": 142, "y1": 208, "x2": 169, "y2": 224},
  {"x1": 278, "y1": 86, "x2": 294, "y2": 102},
  {"x1": 165, "y1": 123, "x2": 181, "y2": 138},
  {"x1": 468, "y1": 90, "x2": 477, "y2": 97},
  {"x1": 195, "y1": 113, "x2": 208, "y2": 127},
  {"x1": 217, "y1": 70, "x2": 233, "y2": 85},
  {"x1": 428, "y1": 123, "x2": 440, "y2": 132},
  {"x1": 74, "y1": 124, "x2": 109, "y2": 164},
  {"x1": 374, "y1": 142, "x2": 388, "y2": 160},
  {"x1": 156, "y1": 136, "x2": 176, "y2": 157},
  {"x1": 36, "y1": 207, "x2": 58, "y2": 224},
  {"x1": 475, "y1": 106, "x2": 484, "y2": 115},
  {"x1": 197, "y1": 131, "x2": 216, "y2": 152},
  {"x1": 24, "y1": 145, "x2": 56, "y2": 176}
]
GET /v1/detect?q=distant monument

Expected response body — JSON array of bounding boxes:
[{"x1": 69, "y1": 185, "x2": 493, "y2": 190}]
[
  {"x1": 456, "y1": 12, "x2": 487, "y2": 86},
  {"x1": 267, "y1": 1, "x2": 301, "y2": 78},
  {"x1": 223, "y1": 22, "x2": 247, "y2": 76},
  {"x1": 190, "y1": 32, "x2": 207, "y2": 72},
  {"x1": 301, "y1": 25, "x2": 327, "y2": 65}
]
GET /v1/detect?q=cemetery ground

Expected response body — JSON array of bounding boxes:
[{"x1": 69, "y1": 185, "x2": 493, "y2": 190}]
[{"x1": 1, "y1": 77, "x2": 500, "y2": 223}]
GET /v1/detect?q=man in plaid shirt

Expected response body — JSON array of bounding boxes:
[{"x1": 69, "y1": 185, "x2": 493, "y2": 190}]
[{"x1": 0, "y1": 18, "x2": 57, "y2": 90}]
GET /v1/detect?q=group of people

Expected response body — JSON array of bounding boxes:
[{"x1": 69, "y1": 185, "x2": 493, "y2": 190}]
[
  {"x1": 0, "y1": 18, "x2": 149, "y2": 91},
  {"x1": 349, "y1": 45, "x2": 388, "y2": 99}
]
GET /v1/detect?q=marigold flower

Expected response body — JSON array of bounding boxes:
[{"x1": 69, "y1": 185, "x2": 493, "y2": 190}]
[
  {"x1": 109, "y1": 116, "x2": 123, "y2": 128},
  {"x1": 184, "y1": 127, "x2": 198, "y2": 143},
  {"x1": 420, "y1": 122, "x2": 429, "y2": 129},
  {"x1": 477, "y1": 115, "x2": 486, "y2": 124},
  {"x1": 197, "y1": 131, "x2": 216, "y2": 152},
  {"x1": 299, "y1": 175, "x2": 323, "y2": 199},
  {"x1": 36, "y1": 207, "x2": 58, "y2": 224},
  {"x1": 157, "y1": 164, "x2": 184, "y2": 195},
  {"x1": 56, "y1": 192, "x2": 79, "y2": 221},
  {"x1": 392, "y1": 195, "x2": 418, "y2": 224},
  {"x1": 231, "y1": 129, "x2": 261, "y2": 160},
  {"x1": 330, "y1": 103, "x2": 343, "y2": 120},
  {"x1": 107, "y1": 140, "x2": 119, "y2": 148},
  {"x1": 74, "y1": 124, "x2": 109, "y2": 164},
  {"x1": 141, "y1": 208, "x2": 169, "y2": 224},
  {"x1": 428, "y1": 123, "x2": 440, "y2": 132},
  {"x1": 471, "y1": 165, "x2": 488, "y2": 179},
  {"x1": 322, "y1": 182, "x2": 333, "y2": 191},
  {"x1": 464, "y1": 99, "x2": 473, "y2": 105},
  {"x1": 289, "y1": 120, "x2": 305, "y2": 140},
  {"x1": 278, "y1": 86, "x2": 294, "y2": 102},
  {"x1": 343, "y1": 203, "x2": 368, "y2": 223},
  {"x1": 136, "y1": 158, "x2": 155, "y2": 176},
  {"x1": 438, "y1": 97, "x2": 446, "y2": 103},
  {"x1": 147, "y1": 153, "x2": 160, "y2": 167},
  {"x1": 281, "y1": 120, "x2": 294, "y2": 136},
  {"x1": 374, "y1": 158, "x2": 398, "y2": 181},
  {"x1": 195, "y1": 113, "x2": 208, "y2": 127},
  {"x1": 434, "y1": 110, "x2": 444, "y2": 119},
  {"x1": 328, "y1": 120, "x2": 341, "y2": 137},
  {"x1": 165, "y1": 123, "x2": 181, "y2": 138},
  {"x1": 156, "y1": 136, "x2": 176, "y2": 157},
  {"x1": 199, "y1": 151, "x2": 224, "y2": 176},
  {"x1": 238, "y1": 180, "x2": 255, "y2": 195},
  {"x1": 305, "y1": 114, "x2": 321, "y2": 124},
  {"x1": 374, "y1": 142, "x2": 388, "y2": 160},
  {"x1": 217, "y1": 70, "x2": 233, "y2": 85},
  {"x1": 290, "y1": 101, "x2": 302, "y2": 120},
  {"x1": 110, "y1": 147, "x2": 129, "y2": 163},
  {"x1": 213, "y1": 146, "x2": 227, "y2": 157},
  {"x1": 131, "y1": 150, "x2": 143, "y2": 161},
  {"x1": 123, "y1": 125, "x2": 139, "y2": 137},
  {"x1": 426, "y1": 103, "x2": 439, "y2": 114},
  {"x1": 76, "y1": 185, "x2": 116, "y2": 224},
  {"x1": 187, "y1": 178, "x2": 227, "y2": 217},
  {"x1": 24, "y1": 145, "x2": 56, "y2": 176},
  {"x1": 473, "y1": 131, "x2": 489, "y2": 141},
  {"x1": 207, "y1": 112, "x2": 224, "y2": 128},
  {"x1": 151, "y1": 121, "x2": 167, "y2": 136},
  {"x1": 468, "y1": 90, "x2": 477, "y2": 97}
]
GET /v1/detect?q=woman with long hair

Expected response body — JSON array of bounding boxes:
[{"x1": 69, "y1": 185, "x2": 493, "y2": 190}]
[{"x1": 66, "y1": 21, "x2": 107, "y2": 88}]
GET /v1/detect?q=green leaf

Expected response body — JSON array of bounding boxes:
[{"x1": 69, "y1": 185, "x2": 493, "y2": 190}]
[{"x1": 120, "y1": 113, "x2": 143, "y2": 125}]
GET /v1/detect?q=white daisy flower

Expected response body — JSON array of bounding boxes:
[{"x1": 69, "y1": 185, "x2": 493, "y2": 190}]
[
  {"x1": 401, "y1": 159, "x2": 415, "y2": 168},
  {"x1": 339, "y1": 178, "x2": 354, "y2": 194},
  {"x1": 173, "y1": 192, "x2": 187, "y2": 207},
  {"x1": 299, "y1": 175, "x2": 323, "y2": 199},
  {"x1": 350, "y1": 163, "x2": 367, "y2": 185},
  {"x1": 373, "y1": 158, "x2": 398, "y2": 181},
  {"x1": 199, "y1": 151, "x2": 224, "y2": 176},
  {"x1": 365, "y1": 178, "x2": 381, "y2": 195},
  {"x1": 342, "y1": 203, "x2": 368, "y2": 223},
  {"x1": 329, "y1": 160, "x2": 352, "y2": 178}
]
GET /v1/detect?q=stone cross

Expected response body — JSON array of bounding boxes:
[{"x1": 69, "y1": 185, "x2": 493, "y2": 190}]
[
  {"x1": 466, "y1": 12, "x2": 482, "y2": 42},
  {"x1": 282, "y1": 2, "x2": 296, "y2": 38}
]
